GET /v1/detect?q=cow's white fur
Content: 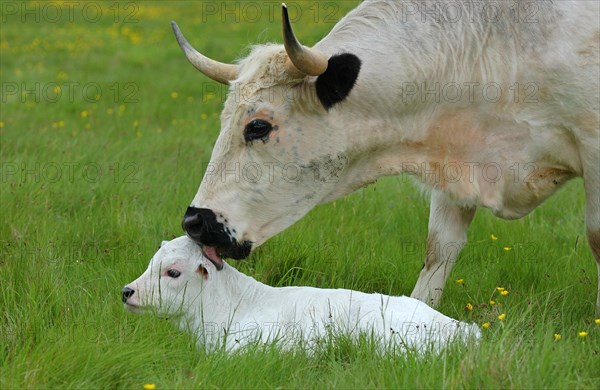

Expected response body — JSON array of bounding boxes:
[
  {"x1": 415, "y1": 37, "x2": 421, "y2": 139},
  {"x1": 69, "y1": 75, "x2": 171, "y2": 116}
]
[
  {"x1": 123, "y1": 236, "x2": 481, "y2": 353},
  {"x1": 187, "y1": 0, "x2": 600, "y2": 312}
]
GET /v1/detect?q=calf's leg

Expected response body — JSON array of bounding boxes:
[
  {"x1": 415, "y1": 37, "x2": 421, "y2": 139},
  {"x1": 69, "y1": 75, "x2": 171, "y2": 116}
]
[{"x1": 410, "y1": 190, "x2": 476, "y2": 307}]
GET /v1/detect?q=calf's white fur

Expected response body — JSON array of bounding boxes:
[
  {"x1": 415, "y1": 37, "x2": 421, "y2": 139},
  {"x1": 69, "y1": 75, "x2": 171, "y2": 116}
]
[{"x1": 123, "y1": 236, "x2": 480, "y2": 353}]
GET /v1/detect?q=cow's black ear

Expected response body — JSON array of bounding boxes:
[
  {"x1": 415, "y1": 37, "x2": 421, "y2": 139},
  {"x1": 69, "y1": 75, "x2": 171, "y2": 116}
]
[{"x1": 316, "y1": 53, "x2": 361, "y2": 110}]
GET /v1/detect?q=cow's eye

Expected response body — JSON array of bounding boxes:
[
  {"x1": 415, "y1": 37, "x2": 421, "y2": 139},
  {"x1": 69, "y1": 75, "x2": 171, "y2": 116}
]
[
  {"x1": 244, "y1": 119, "x2": 273, "y2": 143},
  {"x1": 166, "y1": 269, "x2": 181, "y2": 278}
]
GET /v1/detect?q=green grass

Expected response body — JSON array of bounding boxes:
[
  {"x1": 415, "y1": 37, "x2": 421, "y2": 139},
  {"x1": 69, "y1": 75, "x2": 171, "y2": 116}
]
[{"x1": 1, "y1": 1, "x2": 599, "y2": 388}]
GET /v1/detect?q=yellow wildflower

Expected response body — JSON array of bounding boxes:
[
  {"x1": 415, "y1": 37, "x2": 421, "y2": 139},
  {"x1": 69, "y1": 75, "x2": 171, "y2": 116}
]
[
  {"x1": 554, "y1": 333, "x2": 561, "y2": 341},
  {"x1": 201, "y1": 113, "x2": 208, "y2": 120},
  {"x1": 498, "y1": 313, "x2": 506, "y2": 321},
  {"x1": 81, "y1": 110, "x2": 88, "y2": 118},
  {"x1": 594, "y1": 318, "x2": 600, "y2": 325},
  {"x1": 51, "y1": 120, "x2": 65, "y2": 129},
  {"x1": 489, "y1": 300, "x2": 496, "y2": 305},
  {"x1": 496, "y1": 287, "x2": 505, "y2": 292},
  {"x1": 466, "y1": 303, "x2": 473, "y2": 311},
  {"x1": 578, "y1": 331, "x2": 588, "y2": 338},
  {"x1": 170, "y1": 91, "x2": 178, "y2": 99},
  {"x1": 133, "y1": 120, "x2": 139, "y2": 128},
  {"x1": 491, "y1": 234, "x2": 498, "y2": 241},
  {"x1": 500, "y1": 290, "x2": 509, "y2": 296},
  {"x1": 0, "y1": 121, "x2": 4, "y2": 129},
  {"x1": 129, "y1": 32, "x2": 141, "y2": 45},
  {"x1": 455, "y1": 279, "x2": 464, "y2": 285},
  {"x1": 143, "y1": 385, "x2": 156, "y2": 390},
  {"x1": 503, "y1": 247, "x2": 512, "y2": 251},
  {"x1": 482, "y1": 322, "x2": 490, "y2": 329}
]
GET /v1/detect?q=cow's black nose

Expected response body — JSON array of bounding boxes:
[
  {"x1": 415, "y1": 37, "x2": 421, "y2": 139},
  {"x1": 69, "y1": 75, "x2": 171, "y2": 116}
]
[
  {"x1": 121, "y1": 287, "x2": 135, "y2": 303},
  {"x1": 182, "y1": 206, "x2": 205, "y2": 239}
]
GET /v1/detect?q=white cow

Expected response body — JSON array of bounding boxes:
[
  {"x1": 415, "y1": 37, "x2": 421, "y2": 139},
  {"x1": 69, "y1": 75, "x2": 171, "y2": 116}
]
[
  {"x1": 173, "y1": 1, "x2": 600, "y2": 312},
  {"x1": 122, "y1": 236, "x2": 481, "y2": 353}
]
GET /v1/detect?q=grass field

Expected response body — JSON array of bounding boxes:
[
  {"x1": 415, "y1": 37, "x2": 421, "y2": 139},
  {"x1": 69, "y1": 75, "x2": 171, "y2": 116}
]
[{"x1": 1, "y1": 1, "x2": 599, "y2": 388}]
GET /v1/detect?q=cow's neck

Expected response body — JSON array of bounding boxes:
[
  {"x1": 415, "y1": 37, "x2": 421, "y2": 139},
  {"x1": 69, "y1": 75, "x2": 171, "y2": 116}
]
[{"x1": 313, "y1": 1, "x2": 530, "y2": 204}]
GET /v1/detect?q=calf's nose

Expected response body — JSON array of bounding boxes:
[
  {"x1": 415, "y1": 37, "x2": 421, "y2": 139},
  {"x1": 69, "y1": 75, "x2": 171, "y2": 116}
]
[{"x1": 121, "y1": 286, "x2": 135, "y2": 303}]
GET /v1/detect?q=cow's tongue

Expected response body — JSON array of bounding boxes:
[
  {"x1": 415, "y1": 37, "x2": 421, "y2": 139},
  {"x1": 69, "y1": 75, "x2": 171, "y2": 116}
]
[{"x1": 202, "y1": 246, "x2": 224, "y2": 270}]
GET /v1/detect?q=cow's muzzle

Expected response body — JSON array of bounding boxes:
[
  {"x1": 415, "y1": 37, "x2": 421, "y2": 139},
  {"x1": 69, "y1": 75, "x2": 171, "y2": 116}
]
[{"x1": 182, "y1": 206, "x2": 252, "y2": 269}]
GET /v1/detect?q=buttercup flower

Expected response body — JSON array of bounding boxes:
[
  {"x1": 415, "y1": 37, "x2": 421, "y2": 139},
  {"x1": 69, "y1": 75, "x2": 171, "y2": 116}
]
[
  {"x1": 498, "y1": 313, "x2": 506, "y2": 321},
  {"x1": 455, "y1": 279, "x2": 464, "y2": 285},
  {"x1": 170, "y1": 91, "x2": 178, "y2": 99},
  {"x1": 578, "y1": 331, "x2": 588, "y2": 338},
  {"x1": 503, "y1": 247, "x2": 512, "y2": 251},
  {"x1": 496, "y1": 287, "x2": 505, "y2": 292},
  {"x1": 482, "y1": 322, "x2": 490, "y2": 329},
  {"x1": 489, "y1": 300, "x2": 496, "y2": 305},
  {"x1": 143, "y1": 384, "x2": 156, "y2": 390},
  {"x1": 491, "y1": 234, "x2": 498, "y2": 241},
  {"x1": 51, "y1": 120, "x2": 65, "y2": 129},
  {"x1": 554, "y1": 333, "x2": 561, "y2": 341},
  {"x1": 466, "y1": 303, "x2": 473, "y2": 311},
  {"x1": 594, "y1": 318, "x2": 600, "y2": 325},
  {"x1": 500, "y1": 290, "x2": 509, "y2": 296}
]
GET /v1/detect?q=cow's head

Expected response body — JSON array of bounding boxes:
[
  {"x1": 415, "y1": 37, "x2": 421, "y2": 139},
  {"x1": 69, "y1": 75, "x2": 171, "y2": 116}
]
[{"x1": 174, "y1": 5, "x2": 362, "y2": 270}]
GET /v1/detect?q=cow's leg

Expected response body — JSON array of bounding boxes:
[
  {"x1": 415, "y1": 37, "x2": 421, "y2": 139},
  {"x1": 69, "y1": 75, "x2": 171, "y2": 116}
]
[
  {"x1": 589, "y1": 225, "x2": 600, "y2": 315},
  {"x1": 410, "y1": 190, "x2": 476, "y2": 307},
  {"x1": 582, "y1": 151, "x2": 600, "y2": 314}
]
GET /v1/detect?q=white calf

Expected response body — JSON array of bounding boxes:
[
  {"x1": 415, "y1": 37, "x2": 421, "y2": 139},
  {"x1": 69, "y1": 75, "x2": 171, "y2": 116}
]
[{"x1": 122, "y1": 236, "x2": 480, "y2": 353}]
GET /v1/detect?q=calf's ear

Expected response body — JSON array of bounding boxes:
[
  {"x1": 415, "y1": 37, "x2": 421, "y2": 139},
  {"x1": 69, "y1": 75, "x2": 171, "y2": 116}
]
[
  {"x1": 197, "y1": 264, "x2": 209, "y2": 280},
  {"x1": 316, "y1": 53, "x2": 361, "y2": 110}
]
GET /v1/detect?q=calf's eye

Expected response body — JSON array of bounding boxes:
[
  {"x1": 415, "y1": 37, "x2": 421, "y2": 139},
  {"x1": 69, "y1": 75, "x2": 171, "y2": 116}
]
[
  {"x1": 167, "y1": 269, "x2": 181, "y2": 278},
  {"x1": 244, "y1": 119, "x2": 273, "y2": 143}
]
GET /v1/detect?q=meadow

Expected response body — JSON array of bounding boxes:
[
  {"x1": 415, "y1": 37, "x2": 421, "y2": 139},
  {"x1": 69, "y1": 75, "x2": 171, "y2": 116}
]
[{"x1": 1, "y1": 1, "x2": 599, "y2": 388}]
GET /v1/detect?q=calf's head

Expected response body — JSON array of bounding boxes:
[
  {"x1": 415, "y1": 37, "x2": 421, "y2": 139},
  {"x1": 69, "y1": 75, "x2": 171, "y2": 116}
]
[
  {"x1": 175, "y1": 5, "x2": 362, "y2": 269},
  {"x1": 122, "y1": 236, "x2": 213, "y2": 317}
]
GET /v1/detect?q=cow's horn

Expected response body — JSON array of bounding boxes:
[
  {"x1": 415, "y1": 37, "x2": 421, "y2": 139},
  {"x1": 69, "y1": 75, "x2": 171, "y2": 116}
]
[
  {"x1": 282, "y1": 4, "x2": 328, "y2": 76},
  {"x1": 171, "y1": 21, "x2": 238, "y2": 85}
]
